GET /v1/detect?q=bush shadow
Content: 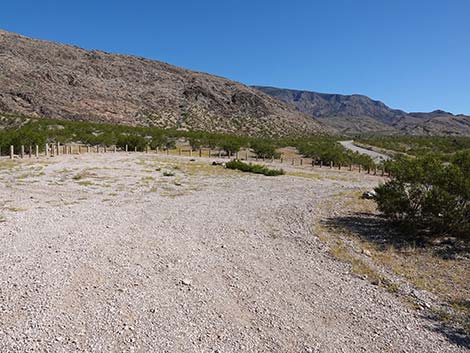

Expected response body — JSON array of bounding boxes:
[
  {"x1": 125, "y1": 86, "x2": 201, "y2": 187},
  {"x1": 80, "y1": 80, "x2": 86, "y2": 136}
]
[
  {"x1": 322, "y1": 212, "x2": 470, "y2": 258},
  {"x1": 322, "y1": 212, "x2": 470, "y2": 348}
]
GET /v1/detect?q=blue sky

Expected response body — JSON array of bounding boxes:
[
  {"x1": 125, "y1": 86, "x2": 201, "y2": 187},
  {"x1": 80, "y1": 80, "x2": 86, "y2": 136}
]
[{"x1": 2, "y1": 0, "x2": 469, "y2": 114}]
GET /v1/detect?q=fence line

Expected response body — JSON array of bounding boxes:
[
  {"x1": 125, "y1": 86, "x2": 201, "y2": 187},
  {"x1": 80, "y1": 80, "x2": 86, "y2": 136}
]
[{"x1": 3, "y1": 144, "x2": 389, "y2": 176}]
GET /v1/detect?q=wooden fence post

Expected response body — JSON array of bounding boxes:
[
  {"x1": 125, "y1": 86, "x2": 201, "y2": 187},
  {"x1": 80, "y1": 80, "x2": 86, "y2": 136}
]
[
  {"x1": 56, "y1": 142, "x2": 60, "y2": 156},
  {"x1": 20, "y1": 145, "x2": 25, "y2": 159},
  {"x1": 125, "y1": 144, "x2": 128, "y2": 152},
  {"x1": 300, "y1": 158, "x2": 303, "y2": 166},
  {"x1": 208, "y1": 149, "x2": 211, "y2": 158},
  {"x1": 245, "y1": 150, "x2": 249, "y2": 161},
  {"x1": 35, "y1": 145, "x2": 39, "y2": 158},
  {"x1": 320, "y1": 160, "x2": 323, "y2": 168},
  {"x1": 10, "y1": 145, "x2": 14, "y2": 159},
  {"x1": 45, "y1": 143, "x2": 49, "y2": 156},
  {"x1": 134, "y1": 146, "x2": 137, "y2": 152},
  {"x1": 29, "y1": 145, "x2": 32, "y2": 158},
  {"x1": 199, "y1": 149, "x2": 202, "y2": 157},
  {"x1": 114, "y1": 146, "x2": 117, "y2": 153}
]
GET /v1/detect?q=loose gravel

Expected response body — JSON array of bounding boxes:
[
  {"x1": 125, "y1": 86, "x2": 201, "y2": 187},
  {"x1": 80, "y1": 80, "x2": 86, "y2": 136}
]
[{"x1": 0, "y1": 153, "x2": 466, "y2": 352}]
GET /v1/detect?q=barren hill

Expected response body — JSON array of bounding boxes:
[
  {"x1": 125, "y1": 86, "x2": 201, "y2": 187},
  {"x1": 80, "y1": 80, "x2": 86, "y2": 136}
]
[
  {"x1": 0, "y1": 30, "x2": 327, "y2": 137},
  {"x1": 254, "y1": 86, "x2": 470, "y2": 135}
]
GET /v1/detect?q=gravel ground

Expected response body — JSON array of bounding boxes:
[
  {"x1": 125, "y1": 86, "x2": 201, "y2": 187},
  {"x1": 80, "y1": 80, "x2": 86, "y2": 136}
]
[{"x1": 0, "y1": 153, "x2": 466, "y2": 352}]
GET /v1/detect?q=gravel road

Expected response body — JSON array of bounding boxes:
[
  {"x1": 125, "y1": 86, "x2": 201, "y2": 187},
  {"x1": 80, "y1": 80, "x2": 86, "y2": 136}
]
[
  {"x1": 339, "y1": 140, "x2": 390, "y2": 162},
  {"x1": 0, "y1": 153, "x2": 465, "y2": 352}
]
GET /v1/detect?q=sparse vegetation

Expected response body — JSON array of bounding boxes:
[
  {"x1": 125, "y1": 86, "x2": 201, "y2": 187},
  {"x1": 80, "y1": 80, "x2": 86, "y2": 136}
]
[
  {"x1": 357, "y1": 135, "x2": 470, "y2": 159},
  {"x1": 225, "y1": 160, "x2": 284, "y2": 176},
  {"x1": 0, "y1": 114, "x2": 378, "y2": 169}
]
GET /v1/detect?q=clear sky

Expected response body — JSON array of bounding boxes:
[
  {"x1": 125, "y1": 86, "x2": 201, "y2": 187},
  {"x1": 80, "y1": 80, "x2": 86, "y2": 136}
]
[{"x1": 2, "y1": 0, "x2": 469, "y2": 114}]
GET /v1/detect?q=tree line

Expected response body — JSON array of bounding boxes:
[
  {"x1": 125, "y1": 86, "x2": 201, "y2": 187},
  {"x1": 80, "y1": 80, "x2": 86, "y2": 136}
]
[{"x1": 0, "y1": 115, "x2": 375, "y2": 167}]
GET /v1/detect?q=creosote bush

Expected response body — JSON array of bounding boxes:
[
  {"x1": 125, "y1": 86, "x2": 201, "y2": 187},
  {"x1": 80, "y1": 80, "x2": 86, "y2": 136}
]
[
  {"x1": 374, "y1": 151, "x2": 470, "y2": 239},
  {"x1": 225, "y1": 160, "x2": 284, "y2": 176},
  {"x1": 0, "y1": 114, "x2": 373, "y2": 167}
]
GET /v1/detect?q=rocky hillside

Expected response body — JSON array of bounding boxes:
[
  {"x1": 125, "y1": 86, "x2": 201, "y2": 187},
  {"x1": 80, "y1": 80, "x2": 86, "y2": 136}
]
[
  {"x1": 0, "y1": 30, "x2": 328, "y2": 137},
  {"x1": 254, "y1": 86, "x2": 470, "y2": 136}
]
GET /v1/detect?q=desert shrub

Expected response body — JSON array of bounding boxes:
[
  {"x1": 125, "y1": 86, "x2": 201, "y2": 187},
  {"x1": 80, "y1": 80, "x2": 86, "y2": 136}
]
[
  {"x1": 294, "y1": 138, "x2": 375, "y2": 168},
  {"x1": 250, "y1": 140, "x2": 280, "y2": 159},
  {"x1": 116, "y1": 134, "x2": 147, "y2": 151},
  {"x1": 374, "y1": 153, "x2": 470, "y2": 238},
  {"x1": 225, "y1": 160, "x2": 284, "y2": 176},
  {"x1": 357, "y1": 136, "x2": 470, "y2": 158},
  {"x1": 220, "y1": 137, "x2": 243, "y2": 155}
]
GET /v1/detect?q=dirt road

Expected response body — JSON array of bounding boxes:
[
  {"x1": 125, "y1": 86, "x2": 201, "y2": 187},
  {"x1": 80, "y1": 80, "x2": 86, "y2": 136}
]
[
  {"x1": 339, "y1": 140, "x2": 390, "y2": 163},
  {"x1": 0, "y1": 153, "x2": 464, "y2": 352}
]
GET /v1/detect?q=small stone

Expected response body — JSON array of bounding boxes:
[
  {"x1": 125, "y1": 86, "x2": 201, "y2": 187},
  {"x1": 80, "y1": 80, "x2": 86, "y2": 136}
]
[{"x1": 181, "y1": 279, "x2": 191, "y2": 286}]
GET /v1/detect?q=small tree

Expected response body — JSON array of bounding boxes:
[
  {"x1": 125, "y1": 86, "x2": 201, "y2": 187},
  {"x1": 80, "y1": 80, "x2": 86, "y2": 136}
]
[
  {"x1": 250, "y1": 140, "x2": 280, "y2": 159},
  {"x1": 220, "y1": 137, "x2": 242, "y2": 155}
]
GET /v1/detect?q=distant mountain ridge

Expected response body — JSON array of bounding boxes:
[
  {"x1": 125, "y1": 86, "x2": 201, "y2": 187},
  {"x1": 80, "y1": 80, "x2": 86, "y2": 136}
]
[
  {"x1": 253, "y1": 86, "x2": 470, "y2": 135},
  {"x1": 0, "y1": 29, "x2": 328, "y2": 137}
]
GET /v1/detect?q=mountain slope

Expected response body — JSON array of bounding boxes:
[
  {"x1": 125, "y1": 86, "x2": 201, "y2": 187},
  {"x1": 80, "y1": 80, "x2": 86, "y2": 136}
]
[
  {"x1": 0, "y1": 30, "x2": 328, "y2": 137},
  {"x1": 254, "y1": 86, "x2": 470, "y2": 136}
]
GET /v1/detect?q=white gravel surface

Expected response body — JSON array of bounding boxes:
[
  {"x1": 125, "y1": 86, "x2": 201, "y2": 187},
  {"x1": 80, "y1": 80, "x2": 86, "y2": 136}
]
[{"x1": 0, "y1": 153, "x2": 466, "y2": 352}]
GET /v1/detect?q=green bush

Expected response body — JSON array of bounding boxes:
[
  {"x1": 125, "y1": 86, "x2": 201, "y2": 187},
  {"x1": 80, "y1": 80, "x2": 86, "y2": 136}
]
[
  {"x1": 374, "y1": 152, "x2": 470, "y2": 238},
  {"x1": 225, "y1": 160, "x2": 284, "y2": 176},
  {"x1": 220, "y1": 137, "x2": 243, "y2": 155},
  {"x1": 116, "y1": 134, "x2": 147, "y2": 151},
  {"x1": 250, "y1": 140, "x2": 280, "y2": 159}
]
